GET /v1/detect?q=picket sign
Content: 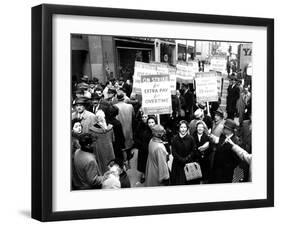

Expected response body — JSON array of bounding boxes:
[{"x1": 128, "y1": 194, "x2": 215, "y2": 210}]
[
  {"x1": 132, "y1": 61, "x2": 157, "y2": 95},
  {"x1": 210, "y1": 56, "x2": 227, "y2": 74},
  {"x1": 195, "y1": 72, "x2": 218, "y2": 103},
  {"x1": 140, "y1": 74, "x2": 172, "y2": 115}
]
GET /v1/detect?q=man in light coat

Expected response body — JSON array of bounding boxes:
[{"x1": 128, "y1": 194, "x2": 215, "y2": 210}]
[{"x1": 114, "y1": 92, "x2": 135, "y2": 163}]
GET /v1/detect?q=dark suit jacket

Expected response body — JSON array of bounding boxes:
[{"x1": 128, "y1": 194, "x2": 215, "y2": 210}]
[
  {"x1": 211, "y1": 134, "x2": 240, "y2": 183},
  {"x1": 241, "y1": 120, "x2": 252, "y2": 154},
  {"x1": 226, "y1": 84, "x2": 240, "y2": 112},
  {"x1": 182, "y1": 89, "x2": 194, "y2": 112}
]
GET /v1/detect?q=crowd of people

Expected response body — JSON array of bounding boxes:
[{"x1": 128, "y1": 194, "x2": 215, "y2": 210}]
[{"x1": 71, "y1": 73, "x2": 252, "y2": 190}]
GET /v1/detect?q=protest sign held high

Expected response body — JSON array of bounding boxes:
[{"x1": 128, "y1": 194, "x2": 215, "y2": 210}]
[
  {"x1": 210, "y1": 57, "x2": 227, "y2": 74},
  {"x1": 141, "y1": 74, "x2": 172, "y2": 115},
  {"x1": 132, "y1": 62, "x2": 157, "y2": 94},
  {"x1": 195, "y1": 72, "x2": 218, "y2": 102},
  {"x1": 176, "y1": 63, "x2": 195, "y2": 83}
]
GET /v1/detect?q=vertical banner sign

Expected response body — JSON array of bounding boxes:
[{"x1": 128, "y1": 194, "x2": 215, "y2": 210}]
[
  {"x1": 239, "y1": 43, "x2": 252, "y2": 71},
  {"x1": 195, "y1": 72, "x2": 218, "y2": 102},
  {"x1": 216, "y1": 71, "x2": 222, "y2": 97},
  {"x1": 132, "y1": 62, "x2": 157, "y2": 94},
  {"x1": 141, "y1": 74, "x2": 172, "y2": 115},
  {"x1": 217, "y1": 76, "x2": 222, "y2": 97},
  {"x1": 210, "y1": 57, "x2": 227, "y2": 74}
]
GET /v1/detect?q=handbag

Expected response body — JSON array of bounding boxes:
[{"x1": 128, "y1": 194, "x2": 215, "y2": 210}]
[{"x1": 184, "y1": 162, "x2": 202, "y2": 181}]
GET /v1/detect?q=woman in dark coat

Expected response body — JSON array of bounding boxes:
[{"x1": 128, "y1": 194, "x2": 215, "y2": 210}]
[
  {"x1": 170, "y1": 120, "x2": 199, "y2": 185},
  {"x1": 107, "y1": 105, "x2": 126, "y2": 161},
  {"x1": 192, "y1": 120, "x2": 211, "y2": 183},
  {"x1": 135, "y1": 115, "x2": 156, "y2": 182},
  {"x1": 71, "y1": 118, "x2": 83, "y2": 190},
  {"x1": 89, "y1": 110, "x2": 115, "y2": 175}
]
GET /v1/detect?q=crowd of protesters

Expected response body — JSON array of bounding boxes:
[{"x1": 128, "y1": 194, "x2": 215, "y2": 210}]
[{"x1": 71, "y1": 72, "x2": 252, "y2": 190}]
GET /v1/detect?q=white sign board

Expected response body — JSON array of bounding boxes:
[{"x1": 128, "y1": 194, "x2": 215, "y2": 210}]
[
  {"x1": 176, "y1": 63, "x2": 195, "y2": 82},
  {"x1": 141, "y1": 74, "x2": 172, "y2": 115},
  {"x1": 132, "y1": 62, "x2": 157, "y2": 94},
  {"x1": 210, "y1": 57, "x2": 227, "y2": 74},
  {"x1": 195, "y1": 72, "x2": 218, "y2": 102}
]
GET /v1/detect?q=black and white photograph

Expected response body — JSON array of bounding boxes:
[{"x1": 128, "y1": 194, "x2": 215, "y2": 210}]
[
  {"x1": 30, "y1": 3, "x2": 274, "y2": 221},
  {"x1": 71, "y1": 34, "x2": 253, "y2": 190}
]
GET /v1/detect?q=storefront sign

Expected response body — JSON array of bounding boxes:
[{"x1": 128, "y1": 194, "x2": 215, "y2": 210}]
[
  {"x1": 141, "y1": 74, "x2": 172, "y2": 115},
  {"x1": 195, "y1": 72, "x2": 218, "y2": 102}
]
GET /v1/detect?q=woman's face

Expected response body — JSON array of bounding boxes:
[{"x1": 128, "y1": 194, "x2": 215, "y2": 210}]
[
  {"x1": 142, "y1": 114, "x2": 148, "y2": 123},
  {"x1": 73, "y1": 122, "x2": 82, "y2": 134},
  {"x1": 179, "y1": 123, "x2": 188, "y2": 135},
  {"x1": 214, "y1": 114, "x2": 221, "y2": 122},
  {"x1": 197, "y1": 124, "x2": 204, "y2": 134},
  {"x1": 148, "y1": 118, "x2": 156, "y2": 128}
]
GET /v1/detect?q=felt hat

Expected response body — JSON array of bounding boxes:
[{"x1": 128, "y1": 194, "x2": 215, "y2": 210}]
[
  {"x1": 108, "y1": 88, "x2": 117, "y2": 95},
  {"x1": 73, "y1": 97, "x2": 88, "y2": 105},
  {"x1": 214, "y1": 107, "x2": 224, "y2": 118},
  {"x1": 224, "y1": 119, "x2": 236, "y2": 132},
  {"x1": 116, "y1": 92, "x2": 125, "y2": 101}
]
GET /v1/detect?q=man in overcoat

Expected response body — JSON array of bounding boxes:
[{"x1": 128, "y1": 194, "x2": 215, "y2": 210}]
[
  {"x1": 226, "y1": 78, "x2": 240, "y2": 119},
  {"x1": 209, "y1": 119, "x2": 240, "y2": 183},
  {"x1": 72, "y1": 97, "x2": 96, "y2": 133}
]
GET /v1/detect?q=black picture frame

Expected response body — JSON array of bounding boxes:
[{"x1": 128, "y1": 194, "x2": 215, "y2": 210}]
[{"x1": 32, "y1": 4, "x2": 274, "y2": 222}]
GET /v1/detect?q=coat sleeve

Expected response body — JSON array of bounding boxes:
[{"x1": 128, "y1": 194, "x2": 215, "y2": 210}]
[
  {"x1": 84, "y1": 161, "x2": 103, "y2": 187},
  {"x1": 232, "y1": 144, "x2": 252, "y2": 164},
  {"x1": 117, "y1": 123, "x2": 125, "y2": 149},
  {"x1": 190, "y1": 136, "x2": 200, "y2": 161},
  {"x1": 156, "y1": 148, "x2": 170, "y2": 183}
]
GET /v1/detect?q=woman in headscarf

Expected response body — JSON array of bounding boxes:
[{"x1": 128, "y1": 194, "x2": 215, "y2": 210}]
[
  {"x1": 170, "y1": 120, "x2": 199, "y2": 185},
  {"x1": 89, "y1": 109, "x2": 115, "y2": 174},
  {"x1": 144, "y1": 124, "x2": 170, "y2": 187}
]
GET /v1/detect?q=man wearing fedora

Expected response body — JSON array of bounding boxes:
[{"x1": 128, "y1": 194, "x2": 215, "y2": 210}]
[
  {"x1": 209, "y1": 107, "x2": 226, "y2": 175},
  {"x1": 72, "y1": 97, "x2": 96, "y2": 133},
  {"x1": 209, "y1": 119, "x2": 240, "y2": 183},
  {"x1": 226, "y1": 77, "x2": 240, "y2": 119},
  {"x1": 211, "y1": 108, "x2": 225, "y2": 137}
]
